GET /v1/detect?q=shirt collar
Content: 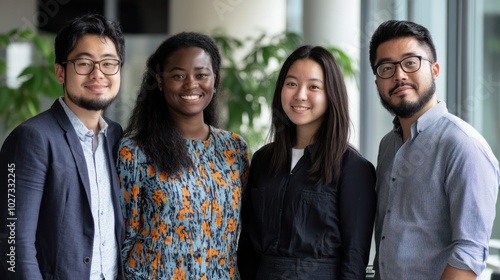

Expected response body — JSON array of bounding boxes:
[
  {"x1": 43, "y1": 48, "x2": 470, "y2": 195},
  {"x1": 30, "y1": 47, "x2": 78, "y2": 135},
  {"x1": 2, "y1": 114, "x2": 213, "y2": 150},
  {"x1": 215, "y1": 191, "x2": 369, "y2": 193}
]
[
  {"x1": 58, "y1": 97, "x2": 108, "y2": 141},
  {"x1": 392, "y1": 101, "x2": 448, "y2": 138}
]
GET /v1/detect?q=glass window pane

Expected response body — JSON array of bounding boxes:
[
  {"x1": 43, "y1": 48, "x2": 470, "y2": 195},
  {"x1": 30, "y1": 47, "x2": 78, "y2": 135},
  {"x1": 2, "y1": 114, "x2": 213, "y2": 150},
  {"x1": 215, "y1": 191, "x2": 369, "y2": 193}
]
[
  {"x1": 477, "y1": 1, "x2": 500, "y2": 162},
  {"x1": 474, "y1": 0, "x2": 500, "y2": 242}
]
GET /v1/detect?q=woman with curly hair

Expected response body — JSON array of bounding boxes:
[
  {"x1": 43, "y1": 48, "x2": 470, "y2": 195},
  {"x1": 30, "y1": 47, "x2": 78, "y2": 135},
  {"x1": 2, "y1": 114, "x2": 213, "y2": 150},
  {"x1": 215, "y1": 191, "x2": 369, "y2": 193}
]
[{"x1": 117, "y1": 32, "x2": 249, "y2": 279}]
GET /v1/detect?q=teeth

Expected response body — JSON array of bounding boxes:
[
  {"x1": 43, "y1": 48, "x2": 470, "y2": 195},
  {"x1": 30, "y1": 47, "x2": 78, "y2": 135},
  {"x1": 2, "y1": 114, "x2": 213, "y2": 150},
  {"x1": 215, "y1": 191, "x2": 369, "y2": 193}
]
[
  {"x1": 292, "y1": 106, "x2": 308, "y2": 111},
  {"x1": 181, "y1": 95, "x2": 200, "y2": 100}
]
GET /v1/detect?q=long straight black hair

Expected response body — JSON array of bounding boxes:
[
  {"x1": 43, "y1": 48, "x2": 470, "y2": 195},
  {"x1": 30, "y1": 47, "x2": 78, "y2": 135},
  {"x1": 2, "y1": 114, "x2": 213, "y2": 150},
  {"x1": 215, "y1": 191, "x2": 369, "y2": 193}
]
[{"x1": 269, "y1": 45, "x2": 351, "y2": 184}]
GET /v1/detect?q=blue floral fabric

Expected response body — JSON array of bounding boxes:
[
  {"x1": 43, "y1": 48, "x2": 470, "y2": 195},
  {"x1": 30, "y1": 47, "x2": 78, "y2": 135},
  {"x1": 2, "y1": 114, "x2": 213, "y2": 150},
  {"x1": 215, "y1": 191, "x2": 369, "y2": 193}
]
[{"x1": 117, "y1": 127, "x2": 249, "y2": 280}]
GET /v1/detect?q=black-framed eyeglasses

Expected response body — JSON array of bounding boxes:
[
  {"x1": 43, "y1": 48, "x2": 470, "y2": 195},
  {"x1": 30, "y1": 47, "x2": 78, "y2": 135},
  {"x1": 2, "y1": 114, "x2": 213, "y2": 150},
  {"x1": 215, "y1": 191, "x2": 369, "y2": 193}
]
[
  {"x1": 374, "y1": 55, "x2": 433, "y2": 79},
  {"x1": 61, "y1": 58, "x2": 122, "y2": 76}
]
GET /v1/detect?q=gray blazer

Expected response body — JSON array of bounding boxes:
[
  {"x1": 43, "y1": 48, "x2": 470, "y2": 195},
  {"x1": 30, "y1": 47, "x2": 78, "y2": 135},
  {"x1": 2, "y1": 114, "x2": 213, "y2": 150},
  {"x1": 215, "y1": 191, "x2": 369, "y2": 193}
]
[{"x1": 0, "y1": 100, "x2": 124, "y2": 279}]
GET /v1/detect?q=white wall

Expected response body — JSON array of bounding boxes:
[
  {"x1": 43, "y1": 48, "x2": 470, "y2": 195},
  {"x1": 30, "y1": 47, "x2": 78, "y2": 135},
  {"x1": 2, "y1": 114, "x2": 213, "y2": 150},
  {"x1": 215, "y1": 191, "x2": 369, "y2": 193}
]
[
  {"x1": 169, "y1": 0, "x2": 287, "y2": 39},
  {"x1": 0, "y1": 0, "x2": 37, "y2": 33}
]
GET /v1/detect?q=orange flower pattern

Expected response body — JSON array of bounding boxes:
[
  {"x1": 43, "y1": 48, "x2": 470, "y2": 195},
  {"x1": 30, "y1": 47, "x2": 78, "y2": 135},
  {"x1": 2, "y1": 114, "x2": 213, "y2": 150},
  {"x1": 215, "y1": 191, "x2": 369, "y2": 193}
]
[{"x1": 117, "y1": 127, "x2": 249, "y2": 279}]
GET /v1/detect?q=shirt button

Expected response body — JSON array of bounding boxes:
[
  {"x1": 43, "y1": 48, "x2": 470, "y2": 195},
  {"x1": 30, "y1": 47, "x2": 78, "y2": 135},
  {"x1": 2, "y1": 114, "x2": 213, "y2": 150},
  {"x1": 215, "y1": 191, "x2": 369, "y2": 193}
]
[
  {"x1": 387, "y1": 210, "x2": 391, "y2": 213},
  {"x1": 381, "y1": 236, "x2": 385, "y2": 240},
  {"x1": 391, "y1": 178, "x2": 396, "y2": 181},
  {"x1": 84, "y1": 257, "x2": 91, "y2": 264}
]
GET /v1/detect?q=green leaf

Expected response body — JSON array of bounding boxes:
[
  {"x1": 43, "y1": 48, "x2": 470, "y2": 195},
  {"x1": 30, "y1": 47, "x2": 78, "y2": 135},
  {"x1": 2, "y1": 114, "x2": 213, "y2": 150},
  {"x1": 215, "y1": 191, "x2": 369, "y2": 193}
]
[
  {"x1": 0, "y1": 34, "x2": 10, "y2": 47},
  {"x1": 31, "y1": 66, "x2": 43, "y2": 91},
  {"x1": 7, "y1": 29, "x2": 18, "y2": 37},
  {"x1": 43, "y1": 74, "x2": 62, "y2": 98},
  {"x1": 17, "y1": 65, "x2": 35, "y2": 80},
  {"x1": 18, "y1": 29, "x2": 35, "y2": 40},
  {"x1": 33, "y1": 36, "x2": 52, "y2": 58},
  {"x1": 262, "y1": 46, "x2": 273, "y2": 66},
  {"x1": 0, "y1": 87, "x2": 13, "y2": 112},
  {"x1": 0, "y1": 60, "x2": 6, "y2": 75},
  {"x1": 25, "y1": 98, "x2": 38, "y2": 116}
]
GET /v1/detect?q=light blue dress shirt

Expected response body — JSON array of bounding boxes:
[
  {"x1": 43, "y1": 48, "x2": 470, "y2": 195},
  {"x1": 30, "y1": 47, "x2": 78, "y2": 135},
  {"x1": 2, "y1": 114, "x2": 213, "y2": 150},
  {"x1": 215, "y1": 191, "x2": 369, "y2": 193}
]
[
  {"x1": 59, "y1": 98, "x2": 118, "y2": 280},
  {"x1": 374, "y1": 101, "x2": 500, "y2": 279}
]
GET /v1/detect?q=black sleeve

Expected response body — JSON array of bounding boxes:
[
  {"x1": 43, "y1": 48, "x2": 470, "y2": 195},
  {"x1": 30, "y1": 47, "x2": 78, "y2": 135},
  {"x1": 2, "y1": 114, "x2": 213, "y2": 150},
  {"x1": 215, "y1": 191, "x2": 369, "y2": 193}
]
[
  {"x1": 237, "y1": 151, "x2": 262, "y2": 280},
  {"x1": 338, "y1": 150, "x2": 377, "y2": 279}
]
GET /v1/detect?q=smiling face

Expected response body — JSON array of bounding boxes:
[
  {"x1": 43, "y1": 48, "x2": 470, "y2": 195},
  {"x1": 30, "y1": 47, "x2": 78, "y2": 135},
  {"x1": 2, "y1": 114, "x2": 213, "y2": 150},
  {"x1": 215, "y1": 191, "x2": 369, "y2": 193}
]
[
  {"x1": 158, "y1": 47, "x2": 215, "y2": 123},
  {"x1": 281, "y1": 58, "x2": 327, "y2": 134},
  {"x1": 55, "y1": 34, "x2": 121, "y2": 111},
  {"x1": 374, "y1": 36, "x2": 440, "y2": 119}
]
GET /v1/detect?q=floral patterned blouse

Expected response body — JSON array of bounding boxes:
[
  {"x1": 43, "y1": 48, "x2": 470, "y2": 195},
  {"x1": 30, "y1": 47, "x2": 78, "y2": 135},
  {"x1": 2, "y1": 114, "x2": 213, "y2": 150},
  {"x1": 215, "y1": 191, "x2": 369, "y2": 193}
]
[{"x1": 117, "y1": 127, "x2": 249, "y2": 280}]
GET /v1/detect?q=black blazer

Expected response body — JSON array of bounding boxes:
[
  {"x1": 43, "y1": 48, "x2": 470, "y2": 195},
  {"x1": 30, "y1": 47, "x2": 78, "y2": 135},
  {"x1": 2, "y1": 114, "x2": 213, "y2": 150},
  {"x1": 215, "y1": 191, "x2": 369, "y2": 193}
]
[{"x1": 0, "y1": 100, "x2": 124, "y2": 279}]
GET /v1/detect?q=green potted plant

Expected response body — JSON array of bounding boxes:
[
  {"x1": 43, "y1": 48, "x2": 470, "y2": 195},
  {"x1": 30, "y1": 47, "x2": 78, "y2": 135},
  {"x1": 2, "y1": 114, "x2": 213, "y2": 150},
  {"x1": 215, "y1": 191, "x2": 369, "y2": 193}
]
[{"x1": 0, "y1": 29, "x2": 59, "y2": 131}]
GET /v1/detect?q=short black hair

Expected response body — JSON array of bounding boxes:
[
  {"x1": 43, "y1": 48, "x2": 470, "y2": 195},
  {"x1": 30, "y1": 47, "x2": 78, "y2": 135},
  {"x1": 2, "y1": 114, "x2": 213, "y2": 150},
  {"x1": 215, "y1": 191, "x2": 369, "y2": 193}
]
[
  {"x1": 54, "y1": 13, "x2": 125, "y2": 65},
  {"x1": 369, "y1": 20, "x2": 436, "y2": 74}
]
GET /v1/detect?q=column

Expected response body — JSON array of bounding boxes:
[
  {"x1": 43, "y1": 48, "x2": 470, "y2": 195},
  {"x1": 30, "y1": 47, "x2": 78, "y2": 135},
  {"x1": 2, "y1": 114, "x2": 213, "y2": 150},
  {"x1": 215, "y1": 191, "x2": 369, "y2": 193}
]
[
  {"x1": 169, "y1": 0, "x2": 287, "y2": 39},
  {"x1": 302, "y1": 0, "x2": 362, "y2": 148}
]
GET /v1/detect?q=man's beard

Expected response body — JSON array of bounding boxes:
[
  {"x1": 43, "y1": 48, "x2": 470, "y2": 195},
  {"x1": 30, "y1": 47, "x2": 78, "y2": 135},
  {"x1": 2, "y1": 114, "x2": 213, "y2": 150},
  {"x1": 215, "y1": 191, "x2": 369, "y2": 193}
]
[
  {"x1": 66, "y1": 91, "x2": 117, "y2": 111},
  {"x1": 378, "y1": 80, "x2": 435, "y2": 118}
]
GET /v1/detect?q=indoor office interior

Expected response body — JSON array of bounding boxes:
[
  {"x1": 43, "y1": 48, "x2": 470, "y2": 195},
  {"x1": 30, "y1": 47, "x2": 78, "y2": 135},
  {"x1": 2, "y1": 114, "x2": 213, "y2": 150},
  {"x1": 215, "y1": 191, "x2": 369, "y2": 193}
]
[{"x1": 0, "y1": 0, "x2": 499, "y2": 277}]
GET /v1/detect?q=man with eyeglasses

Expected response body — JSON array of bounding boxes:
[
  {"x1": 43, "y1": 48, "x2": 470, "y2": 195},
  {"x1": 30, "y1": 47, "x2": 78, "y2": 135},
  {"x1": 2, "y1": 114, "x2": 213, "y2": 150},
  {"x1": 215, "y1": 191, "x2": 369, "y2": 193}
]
[
  {"x1": 369, "y1": 20, "x2": 499, "y2": 280},
  {"x1": 0, "y1": 14, "x2": 125, "y2": 279}
]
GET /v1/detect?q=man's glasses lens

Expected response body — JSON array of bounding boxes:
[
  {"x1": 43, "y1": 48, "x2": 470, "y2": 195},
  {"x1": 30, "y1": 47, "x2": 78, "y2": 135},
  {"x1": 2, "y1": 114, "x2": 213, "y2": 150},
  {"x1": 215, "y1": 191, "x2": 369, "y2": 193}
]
[
  {"x1": 376, "y1": 56, "x2": 423, "y2": 79},
  {"x1": 69, "y1": 58, "x2": 121, "y2": 75}
]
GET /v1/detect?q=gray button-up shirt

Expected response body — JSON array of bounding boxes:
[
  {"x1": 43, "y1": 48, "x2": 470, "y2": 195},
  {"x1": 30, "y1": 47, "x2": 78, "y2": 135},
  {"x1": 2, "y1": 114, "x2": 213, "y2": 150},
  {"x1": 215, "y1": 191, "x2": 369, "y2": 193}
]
[{"x1": 374, "y1": 101, "x2": 499, "y2": 279}]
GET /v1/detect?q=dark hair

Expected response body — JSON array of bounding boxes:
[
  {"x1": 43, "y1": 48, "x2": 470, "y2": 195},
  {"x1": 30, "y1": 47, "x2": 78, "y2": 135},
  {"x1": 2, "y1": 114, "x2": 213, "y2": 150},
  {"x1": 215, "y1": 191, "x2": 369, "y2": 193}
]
[
  {"x1": 123, "y1": 32, "x2": 221, "y2": 174},
  {"x1": 369, "y1": 20, "x2": 436, "y2": 74},
  {"x1": 54, "y1": 13, "x2": 125, "y2": 64},
  {"x1": 269, "y1": 45, "x2": 350, "y2": 184}
]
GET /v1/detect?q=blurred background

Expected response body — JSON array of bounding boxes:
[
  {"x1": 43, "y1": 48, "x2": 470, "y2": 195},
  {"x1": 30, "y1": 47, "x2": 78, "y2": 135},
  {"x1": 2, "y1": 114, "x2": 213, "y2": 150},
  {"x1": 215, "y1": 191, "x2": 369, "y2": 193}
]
[{"x1": 0, "y1": 0, "x2": 499, "y2": 277}]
